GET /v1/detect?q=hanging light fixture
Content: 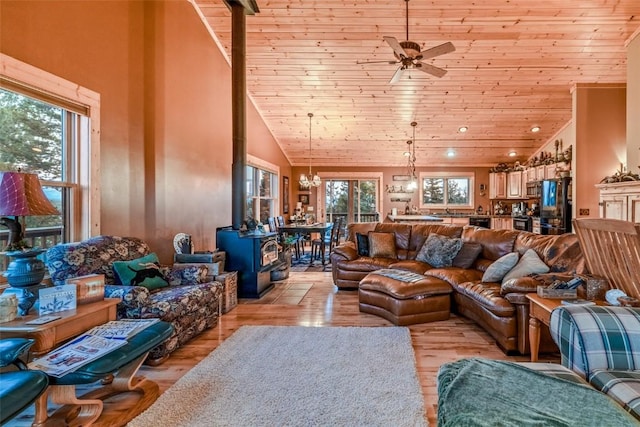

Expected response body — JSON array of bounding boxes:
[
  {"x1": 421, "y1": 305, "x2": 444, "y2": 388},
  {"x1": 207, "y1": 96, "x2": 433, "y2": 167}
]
[
  {"x1": 299, "y1": 112, "x2": 321, "y2": 188},
  {"x1": 406, "y1": 121, "x2": 418, "y2": 190}
]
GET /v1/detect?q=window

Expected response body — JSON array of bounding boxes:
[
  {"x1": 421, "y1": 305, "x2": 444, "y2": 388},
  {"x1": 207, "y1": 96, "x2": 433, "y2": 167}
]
[
  {"x1": 0, "y1": 53, "x2": 100, "y2": 275},
  {"x1": 246, "y1": 156, "x2": 279, "y2": 224},
  {"x1": 419, "y1": 172, "x2": 474, "y2": 209}
]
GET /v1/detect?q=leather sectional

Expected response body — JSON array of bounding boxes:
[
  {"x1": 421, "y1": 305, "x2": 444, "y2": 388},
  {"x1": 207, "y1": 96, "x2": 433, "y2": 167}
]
[{"x1": 330, "y1": 222, "x2": 586, "y2": 354}]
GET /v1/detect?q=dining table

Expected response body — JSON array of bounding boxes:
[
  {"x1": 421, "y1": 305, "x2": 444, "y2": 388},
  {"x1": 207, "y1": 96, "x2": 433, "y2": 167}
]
[{"x1": 278, "y1": 222, "x2": 333, "y2": 265}]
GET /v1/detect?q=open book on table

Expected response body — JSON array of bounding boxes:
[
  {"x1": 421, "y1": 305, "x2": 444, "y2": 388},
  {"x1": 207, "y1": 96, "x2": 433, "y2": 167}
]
[{"x1": 28, "y1": 334, "x2": 127, "y2": 378}]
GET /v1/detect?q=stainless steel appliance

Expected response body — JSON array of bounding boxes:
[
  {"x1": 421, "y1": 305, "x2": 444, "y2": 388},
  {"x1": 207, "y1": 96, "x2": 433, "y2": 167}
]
[
  {"x1": 540, "y1": 177, "x2": 572, "y2": 234},
  {"x1": 469, "y1": 216, "x2": 491, "y2": 229},
  {"x1": 526, "y1": 181, "x2": 542, "y2": 198},
  {"x1": 513, "y1": 216, "x2": 532, "y2": 232}
]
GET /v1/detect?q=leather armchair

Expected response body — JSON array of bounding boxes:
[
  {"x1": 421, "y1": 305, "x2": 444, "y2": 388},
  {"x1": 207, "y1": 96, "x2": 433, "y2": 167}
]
[{"x1": 0, "y1": 338, "x2": 49, "y2": 424}]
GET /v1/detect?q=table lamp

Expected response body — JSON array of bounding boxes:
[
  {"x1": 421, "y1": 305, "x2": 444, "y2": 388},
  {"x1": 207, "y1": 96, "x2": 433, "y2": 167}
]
[{"x1": 0, "y1": 171, "x2": 59, "y2": 315}]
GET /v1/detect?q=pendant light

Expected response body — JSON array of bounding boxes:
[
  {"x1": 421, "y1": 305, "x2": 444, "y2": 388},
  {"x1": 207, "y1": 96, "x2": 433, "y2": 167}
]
[
  {"x1": 299, "y1": 112, "x2": 321, "y2": 188},
  {"x1": 407, "y1": 121, "x2": 418, "y2": 190}
]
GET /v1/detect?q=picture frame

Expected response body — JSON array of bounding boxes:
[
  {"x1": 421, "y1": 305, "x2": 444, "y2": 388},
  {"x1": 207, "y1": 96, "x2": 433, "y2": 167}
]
[
  {"x1": 298, "y1": 194, "x2": 310, "y2": 205},
  {"x1": 392, "y1": 175, "x2": 411, "y2": 181},
  {"x1": 282, "y1": 176, "x2": 290, "y2": 214}
]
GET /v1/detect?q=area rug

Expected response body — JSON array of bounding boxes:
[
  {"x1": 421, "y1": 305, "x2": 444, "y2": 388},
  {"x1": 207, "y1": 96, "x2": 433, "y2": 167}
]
[
  {"x1": 129, "y1": 326, "x2": 427, "y2": 427},
  {"x1": 289, "y1": 253, "x2": 329, "y2": 272}
]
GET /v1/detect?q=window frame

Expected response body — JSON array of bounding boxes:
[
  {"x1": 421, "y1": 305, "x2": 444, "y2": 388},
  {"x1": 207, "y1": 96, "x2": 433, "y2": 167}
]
[
  {"x1": 246, "y1": 155, "x2": 280, "y2": 223},
  {"x1": 1, "y1": 53, "x2": 101, "y2": 241},
  {"x1": 418, "y1": 171, "x2": 475, "y2": 209}
]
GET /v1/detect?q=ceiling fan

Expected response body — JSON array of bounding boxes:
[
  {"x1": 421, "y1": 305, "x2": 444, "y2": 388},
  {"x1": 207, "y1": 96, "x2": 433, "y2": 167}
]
[{"x1": 358, "y1": 0, "x2": 455, "y2": 84}]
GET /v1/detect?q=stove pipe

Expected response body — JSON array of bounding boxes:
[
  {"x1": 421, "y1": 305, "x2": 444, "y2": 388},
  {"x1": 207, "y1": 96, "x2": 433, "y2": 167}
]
[{"x1": 230, "y1": 2, "x2": 247, "y2": 230}]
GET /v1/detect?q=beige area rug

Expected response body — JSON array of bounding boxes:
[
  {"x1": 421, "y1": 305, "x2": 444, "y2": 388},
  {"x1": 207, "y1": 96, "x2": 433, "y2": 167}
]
[{"x1": 129, "y1": 326, "x2": 427, "y2": 427}]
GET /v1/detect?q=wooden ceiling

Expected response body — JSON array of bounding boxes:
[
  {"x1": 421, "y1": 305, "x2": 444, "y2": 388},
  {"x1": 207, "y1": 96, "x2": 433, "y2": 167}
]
[{"x1": 193, "y1": 0, "x2": 640, "y2": 168}]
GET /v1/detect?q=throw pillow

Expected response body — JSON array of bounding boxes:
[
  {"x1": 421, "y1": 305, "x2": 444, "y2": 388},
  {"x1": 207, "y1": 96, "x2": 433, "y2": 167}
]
[
  {"x1": 356, "y1": 232, "x2": 370, "y2": 256},
  {"x1": 416, "y1": 234, "x2": 463, "y2": 268},
  {"x1": 482, "y1": 252, "x2": 519, "y2": 283},
  {"x1": 501, "y1": 249, "x2": 550, "y2": 283},
  {"x1": 452, "y1": 242, "x2": 483, "y2": 268},
  {"x1": 112, "y1": 253, "x2": 169, "y2": 290},
  {"x1": 368, "y1": 231, "x2": 397, "y2": 259}
]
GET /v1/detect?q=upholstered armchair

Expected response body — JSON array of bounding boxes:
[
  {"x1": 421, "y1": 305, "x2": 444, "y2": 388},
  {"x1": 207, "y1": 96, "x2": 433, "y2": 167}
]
[
  {"x1": 0, "y1": 338, "x2": 49, "y2": 424},
  {"x1": 45, "y1": 235, "x2": 223, "y2": 364}
]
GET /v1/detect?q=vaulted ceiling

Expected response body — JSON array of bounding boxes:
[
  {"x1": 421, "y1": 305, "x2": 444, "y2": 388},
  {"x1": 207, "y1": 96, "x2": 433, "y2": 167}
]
[{"x1": 193, "y1": 0, "x2": 640, "y2": 168}]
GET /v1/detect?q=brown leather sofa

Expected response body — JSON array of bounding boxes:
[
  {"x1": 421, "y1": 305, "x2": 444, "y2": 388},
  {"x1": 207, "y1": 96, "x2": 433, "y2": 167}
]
[{"x1": 330, "y1": 222, "x2": 586, "y2": 354}]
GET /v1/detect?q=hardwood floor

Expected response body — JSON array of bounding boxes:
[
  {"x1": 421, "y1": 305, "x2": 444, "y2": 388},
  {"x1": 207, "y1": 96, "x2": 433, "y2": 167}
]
[{"x1": 10, "y1": 271, "x2": 559, "y2": 426}]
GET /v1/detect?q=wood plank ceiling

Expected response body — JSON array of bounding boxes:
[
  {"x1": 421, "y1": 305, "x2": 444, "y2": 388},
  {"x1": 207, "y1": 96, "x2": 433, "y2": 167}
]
[{"x1": 193, "y1": 0, "x2": 640, "y2": 168}]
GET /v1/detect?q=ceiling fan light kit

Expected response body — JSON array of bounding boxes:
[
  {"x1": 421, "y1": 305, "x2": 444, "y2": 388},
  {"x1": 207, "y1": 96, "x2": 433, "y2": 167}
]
[
  {"x1": 363, "y1": 0, "x2": 455, "y2": 84},
  {"x1": 299, "y1": 112, "x2": 321, "y2": 189}
]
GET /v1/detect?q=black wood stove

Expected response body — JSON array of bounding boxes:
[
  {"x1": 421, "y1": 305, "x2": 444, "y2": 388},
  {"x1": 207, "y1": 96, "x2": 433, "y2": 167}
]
[{"x1": 216, "y1": 227, "x2": 283, "y2": 298}]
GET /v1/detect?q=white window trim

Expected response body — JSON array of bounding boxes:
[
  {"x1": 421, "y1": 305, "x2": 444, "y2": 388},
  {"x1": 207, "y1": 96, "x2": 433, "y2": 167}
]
[
  {"x1": 247, "y1": 155, "x2": 280, "y2": 215},
  {"x1": 1, "y1": 53, "x2": 101, "y2": 240},
  {"x1": 418, "y1": 171, "x2": 475, "y2": 209}
]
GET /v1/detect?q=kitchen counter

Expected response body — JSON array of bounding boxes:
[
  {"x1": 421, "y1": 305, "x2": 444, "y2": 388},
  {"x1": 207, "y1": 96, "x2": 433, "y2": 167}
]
[{"x1": 387, "y1": 215, "x2": 444, "y2": 222}]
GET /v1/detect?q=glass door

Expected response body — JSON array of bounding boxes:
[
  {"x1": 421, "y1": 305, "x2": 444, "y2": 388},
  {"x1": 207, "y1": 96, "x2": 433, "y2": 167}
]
[{"x1": 325, "y1": 179, "x2": 379, "y2": 226}]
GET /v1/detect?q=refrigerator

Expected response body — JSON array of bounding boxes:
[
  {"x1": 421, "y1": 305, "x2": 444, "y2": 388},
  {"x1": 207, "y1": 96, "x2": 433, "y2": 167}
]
[{"x1": 540, "y1": 177, "x2": 572, "y2": 234}]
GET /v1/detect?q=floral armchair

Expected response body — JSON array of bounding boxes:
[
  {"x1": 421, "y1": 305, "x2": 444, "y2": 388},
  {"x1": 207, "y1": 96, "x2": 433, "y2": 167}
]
[{"x1": 45, "y1": 235, "x2": 223, "y2": 364}]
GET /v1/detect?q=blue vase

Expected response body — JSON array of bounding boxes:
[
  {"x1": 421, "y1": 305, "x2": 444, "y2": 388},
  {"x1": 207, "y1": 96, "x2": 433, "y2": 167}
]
[{"x1": 4, "y1": 248, "x2": 47, "y2": 288}]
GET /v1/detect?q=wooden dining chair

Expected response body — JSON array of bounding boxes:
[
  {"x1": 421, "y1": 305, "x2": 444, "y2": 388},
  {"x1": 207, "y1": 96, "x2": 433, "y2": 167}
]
[{"x1": 276, "y1": 216, "x2": 304, "y2": 260}]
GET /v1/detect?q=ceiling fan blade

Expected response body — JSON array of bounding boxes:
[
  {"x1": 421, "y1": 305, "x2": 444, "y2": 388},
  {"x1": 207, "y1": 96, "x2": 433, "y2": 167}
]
[
  {"x1": 389, "y1": 66, "x2": 405, "y2": 84},
  {"x1": 356, "y1": 59, "x2": 399, "y2": 65},
  {"x1": 383, "y1": 36, "x2": 408, "y2": 58},
  {"x1": 420, "y1": 42, "x2": 456, "y2": 60},
  {"x1": 415, "y1": 62, "x2": 448, "y2": 78}
]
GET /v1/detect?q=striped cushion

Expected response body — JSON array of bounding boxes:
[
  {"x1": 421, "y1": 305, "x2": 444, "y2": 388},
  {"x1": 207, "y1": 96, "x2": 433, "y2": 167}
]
[
  {"x1": 550, "y1": 305, "x2": 640, "y2": 378},
  {"x1": 590, "y1": 369, "x2": 640, "y2": 420},
  {"x1": 519, "y1": 362, "x2": 590, "y2": 387}
]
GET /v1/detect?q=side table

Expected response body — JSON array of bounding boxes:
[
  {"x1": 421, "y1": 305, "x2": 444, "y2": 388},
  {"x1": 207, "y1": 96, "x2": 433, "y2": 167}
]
[
  {"x1": 0, "y1": 298, "x2": 120, "y2": 358},
  {"x1": 526, "y1": 293, "x2": 563, "y2": 362}
]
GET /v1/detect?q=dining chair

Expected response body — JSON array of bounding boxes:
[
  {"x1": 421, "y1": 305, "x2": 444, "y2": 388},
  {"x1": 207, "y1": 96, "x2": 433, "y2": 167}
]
[
  {"x1": 276, "y1": 216, "x2": 304, "y2": 260},
  {"x1": 311, "y1": 218, "x2": 342, "y2": 263}
]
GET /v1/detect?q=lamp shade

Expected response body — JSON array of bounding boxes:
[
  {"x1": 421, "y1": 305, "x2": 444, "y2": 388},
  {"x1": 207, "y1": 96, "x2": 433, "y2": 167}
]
[{"x1": 0, "y1": 172, "x2": 59, "y2": 216}]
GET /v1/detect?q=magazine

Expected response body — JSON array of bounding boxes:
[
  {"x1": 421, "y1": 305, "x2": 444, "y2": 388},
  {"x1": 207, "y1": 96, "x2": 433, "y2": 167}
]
[
  {"x1": 86, "y1": 318, "x2": 160, "y2": 339},
  {"x1": 28, "y1": 333, "x2": 127, "y2": 378}
]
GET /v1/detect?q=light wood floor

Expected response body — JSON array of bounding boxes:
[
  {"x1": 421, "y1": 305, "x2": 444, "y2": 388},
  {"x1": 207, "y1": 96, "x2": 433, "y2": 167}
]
[{"x1": 10, "y1": 271, "x2": 560, "y2": 426}]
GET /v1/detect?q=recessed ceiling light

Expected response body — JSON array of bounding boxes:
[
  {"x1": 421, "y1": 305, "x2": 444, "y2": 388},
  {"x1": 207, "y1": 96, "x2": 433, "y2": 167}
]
[
  {"x1": 531, "y1": 126, "x2": 541, "y2": 133},
  {"x1": 509, "y1": 151, "x2": 517, "y2": 157},
  {"x1": 403, "y1": 151, "x2": 411, "y2": 157},
  {"x1": 447, "y1": 150, "x2": 455, "y2": 157},
  {"x1": 458, "y1": 126, "x2": 468, "y2": 133}
]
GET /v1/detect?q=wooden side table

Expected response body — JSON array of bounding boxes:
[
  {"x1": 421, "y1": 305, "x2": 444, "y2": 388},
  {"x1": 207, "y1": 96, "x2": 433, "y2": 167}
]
[
  {"x1": 526, "y1": 293, "x2": 563, "y2": 362},
  {"x1": 0, "y1": 298, "x2": 120, "y2": 358}
]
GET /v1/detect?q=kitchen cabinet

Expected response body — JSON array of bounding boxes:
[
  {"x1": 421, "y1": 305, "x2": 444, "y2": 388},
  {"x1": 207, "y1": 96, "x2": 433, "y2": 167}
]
[
  {"x1": 438, "y1": 217, "x2": 470, "y2": 226},
  {"x1": 489, "y1": 172, "x2": 507, "y2": 199},
  {"x1": 597, "y1": 181, "x2": 640, "y2": 223},
  {"x1": 536, "y1": 165, "x2": 546, "y2": 181},
  {"x1": 525, "y1": 167, "x2": 537, "y2": 183},
  {"x1": 507, "y1": 171, "x2": 526, "y2": 199},
  {"x1": 491, "y1": 217, "x2": 513, "y2": 230},
  {"x1": 544, "y1": 164, "x2": 557, "y2": 179}
]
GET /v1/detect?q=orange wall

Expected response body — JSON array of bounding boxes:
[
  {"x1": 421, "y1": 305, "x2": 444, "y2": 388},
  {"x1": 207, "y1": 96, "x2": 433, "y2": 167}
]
[
  {"x1": 0, "y1": 1, "x2": 291, "y2": 263},
  {"x1": 573, "y1": 84, "x2": 627, "y2": 219}
]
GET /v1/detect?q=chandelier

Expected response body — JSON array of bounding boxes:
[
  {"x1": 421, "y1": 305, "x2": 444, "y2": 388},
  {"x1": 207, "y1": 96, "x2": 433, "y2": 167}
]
[
  {"x1": 406, "y1": 121, "x2": 418, "y2": 190},
  {"x1": 299, "y1": 112, "x2": 321, "y2": 188}
]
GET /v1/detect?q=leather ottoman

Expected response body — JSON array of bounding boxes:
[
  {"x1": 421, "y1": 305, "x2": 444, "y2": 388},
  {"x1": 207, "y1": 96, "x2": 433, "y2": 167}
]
[{"x1": 359, "y1": 268, "x2": 453, "y2": 326}]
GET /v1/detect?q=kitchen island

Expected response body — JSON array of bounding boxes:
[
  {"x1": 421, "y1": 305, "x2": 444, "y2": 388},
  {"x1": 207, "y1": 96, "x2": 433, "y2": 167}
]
[{"x1": 386, "y1": 214, "x2": 444, "y2": 223}]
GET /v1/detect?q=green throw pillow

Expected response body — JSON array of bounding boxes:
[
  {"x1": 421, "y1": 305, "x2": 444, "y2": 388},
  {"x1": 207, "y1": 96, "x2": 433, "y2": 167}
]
[
  {"x1": 112, "y1": 253, "x2": 169, "y2": 290},
  {"x1": 482, "y1": 252, "x2": 519, "y2": 283}
]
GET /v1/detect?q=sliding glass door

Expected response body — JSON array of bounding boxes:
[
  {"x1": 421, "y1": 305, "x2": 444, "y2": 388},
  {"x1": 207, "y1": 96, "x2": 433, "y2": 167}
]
[{"x1": 325, "y1": 179, "x2": 379, "y2": 225}]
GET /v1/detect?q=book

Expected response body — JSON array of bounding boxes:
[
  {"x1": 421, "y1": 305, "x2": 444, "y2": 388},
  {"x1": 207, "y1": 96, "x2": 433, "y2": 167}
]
[
  {"x1": 28, "y1": 333, "x2": 127, "y2": 378},
  {"x1": 25, "y1": 315, "x2": 61, "y2": 325},
  {"x1": 86, "y1": 318, "x2": 160, "y2": 340},
  {"x1": 65, "y1": 274, "x2": 105, "y2": 304},
  {"x1": 39, "y1": 284, "x2": 77, "y2": 315},
  {"x1": 561, "y1": 299, "x2": 596, "y2": 306}
]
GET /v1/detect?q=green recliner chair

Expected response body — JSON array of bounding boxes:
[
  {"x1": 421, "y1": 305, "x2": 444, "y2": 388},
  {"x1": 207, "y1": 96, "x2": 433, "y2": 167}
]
[{"x1": 0, "y1": 338, "x2": 49, "y2": 424}]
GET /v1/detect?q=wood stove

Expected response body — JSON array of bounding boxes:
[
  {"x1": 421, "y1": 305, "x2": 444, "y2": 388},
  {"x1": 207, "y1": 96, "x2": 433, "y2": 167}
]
[{"x1": 216, "y1": 227, "x2": 284, "y2": 298}]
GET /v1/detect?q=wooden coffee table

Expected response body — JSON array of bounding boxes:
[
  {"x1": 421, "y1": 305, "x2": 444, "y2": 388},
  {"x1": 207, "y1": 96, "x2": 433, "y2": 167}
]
[{"x1": 0, "y1": 298, "x2": 120, "y2": 358}]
